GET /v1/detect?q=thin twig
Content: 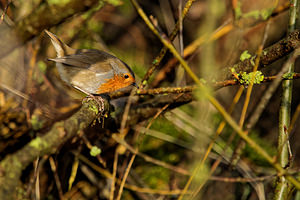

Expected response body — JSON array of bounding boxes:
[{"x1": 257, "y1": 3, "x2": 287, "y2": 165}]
[
  {"x1": 0, "y1": 0, "x2": 11, "y2": 24},
  {"x1": 110, "y1": 150, "x2": 118, "y2": 200},
  {"x1": 110, "y1": 73, "x2": 300, "y2": 98},
  {"x1": 116, "y1": 153, "x2": 136, "y2": 200},
  {"x1": 49, "y1": 157, "x2": 64, "y2": 199}
]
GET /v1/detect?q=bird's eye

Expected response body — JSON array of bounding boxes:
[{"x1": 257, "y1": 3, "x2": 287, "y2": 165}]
[{"x1": 124, "y1": 74, "x2": 129, "y2": 79}]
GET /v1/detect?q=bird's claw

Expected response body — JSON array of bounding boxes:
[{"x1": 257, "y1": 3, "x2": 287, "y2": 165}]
[{"x1": 84, "y1": 95, "x2": 105, "y2": 114}]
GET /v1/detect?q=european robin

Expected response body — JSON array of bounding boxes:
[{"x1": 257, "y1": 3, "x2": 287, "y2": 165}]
[{"x1": 45, "y1": 30, "x2": 137, "y2": 98}]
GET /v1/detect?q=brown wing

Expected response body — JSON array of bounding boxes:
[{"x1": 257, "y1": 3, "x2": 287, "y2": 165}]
[{"x1": 48, "y1": 49, "x2": 116, "y2": 74}]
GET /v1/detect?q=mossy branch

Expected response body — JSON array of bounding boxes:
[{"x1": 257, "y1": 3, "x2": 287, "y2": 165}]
[
  {"x1": 0, "y1": 100, "x2": 104, "y2": 200},
  {"x1": 220, "y1": 29, "x2": 300, "y2": 81}
]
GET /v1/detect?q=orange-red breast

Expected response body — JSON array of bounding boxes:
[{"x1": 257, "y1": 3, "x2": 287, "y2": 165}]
[{"x1": 45, "y1": 30, "x2": 137, "y2": 96}]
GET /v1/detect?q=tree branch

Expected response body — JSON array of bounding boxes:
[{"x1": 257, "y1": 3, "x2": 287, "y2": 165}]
[
  {"x1": 220, "y1": 30, "x2": 300, "y2": 81},
  {"x1": 0, "y1": 100, "x2": 103, "y2": 199}
]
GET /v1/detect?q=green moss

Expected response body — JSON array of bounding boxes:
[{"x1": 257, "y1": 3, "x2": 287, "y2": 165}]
[{"x1": 137, "y1": 166, "x2": 170, "y2": 189}]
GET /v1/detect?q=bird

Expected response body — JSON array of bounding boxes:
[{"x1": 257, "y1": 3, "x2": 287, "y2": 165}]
[{"x1": 45, "y1": 30, "x2": 138, "y2": 98}]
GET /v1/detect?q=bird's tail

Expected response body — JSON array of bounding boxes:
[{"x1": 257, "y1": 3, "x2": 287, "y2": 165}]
[{"x1": 44, "y1": 30, "x2": 75, "y2": 57}]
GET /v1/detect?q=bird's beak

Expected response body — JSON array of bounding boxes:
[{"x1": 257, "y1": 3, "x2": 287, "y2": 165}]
[{"x1": 132, "y1": 82, "x2": 139, "y2": 89}]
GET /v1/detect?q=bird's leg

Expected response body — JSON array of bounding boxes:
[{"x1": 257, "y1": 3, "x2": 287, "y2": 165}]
[
  {"x1": 74, "y1": 86, "x2": 105, "y2": 113},
  {"x1": 93, "y1": 95, "x2": 105, "y2": 112}
]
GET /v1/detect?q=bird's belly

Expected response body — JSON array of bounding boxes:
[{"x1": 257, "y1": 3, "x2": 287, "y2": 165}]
[{"x1": 70, "y1": 70, "x2": 113, "y2": 95}]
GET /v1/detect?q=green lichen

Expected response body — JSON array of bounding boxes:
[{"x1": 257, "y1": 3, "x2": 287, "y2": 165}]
[
  {"x1": 250, "y1": 56, "x2": 256, "y2": 66},
  {"x1": 38, "y1": 61, "x2": 47, "y2": 74},
  {"x1": 48, "y1": 0, "x2": 71, "y2": 5},
  {"x1": 200, "y1": 78, "x2": 207, "y2": 84},
  {"x1": 261, "y1": 8, "x2": 273, "y2": 20},
  {"x1": 30, "y1": 115, "x2": 44, "y2": 130},
  {"x1": 240, "y1": 71, "x2": 264, "y2": 85},
  {"x1": 90, "y1": 146, "x2": 101, "y2": 156},
  {"x1": 234, "y1": 1, "x2": 242, "y2": 19},
  {"x1": 231, "y1": 67, "x2": 237, "y2": 74},
  {"x1": 29, "y1": 137, "x2": 43, "y2": 149},
  {"x1": 240, "y1": 50, "x2": 251, "y2": 61},
  {"x1": 152, "y1": 59, "x2": 158, "y2": 65},
  {"x1": 282, "y1": 72, "x2": 295, "y2": 79},
  {"x1": 87, "y1": 18, "x2": 103, "y2": 33},
  {"x1": 243, "y1": 10, "x2": 260, "y2": 19},
  {"x1": 88, "y1": 104, "x2": 99, "y2": 115},
  {"x1": 263, "y1": 50, "x2": 268, "y2": 56},
  {"x1": 104, "y1": 0, "x2": 123, "y2": 6}
]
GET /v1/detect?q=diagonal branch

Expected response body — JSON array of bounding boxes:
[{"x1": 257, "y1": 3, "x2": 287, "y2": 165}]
[{"x1": 0, "y1": 100, "x2": 103, "y2": 199}]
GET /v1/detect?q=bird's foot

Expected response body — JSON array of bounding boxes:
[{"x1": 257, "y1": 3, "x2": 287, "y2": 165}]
[{"x1": 84, "y1": 94, "x2": 105, "y2": 114}]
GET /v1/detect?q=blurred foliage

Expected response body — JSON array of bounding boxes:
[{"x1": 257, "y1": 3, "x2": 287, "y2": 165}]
[{"x1": 244, "y1": 131, "x2": 277, "y2": 166}]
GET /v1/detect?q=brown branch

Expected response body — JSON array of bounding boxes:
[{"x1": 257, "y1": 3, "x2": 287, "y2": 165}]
[
  {"x1": 214, "y1": 72, "x2": 300, "y2": 89},
  {"x1": 110, "y1": 73, "x2": 300, "y2": 99},
  {"x1": 220, "y1": 30, "x2": 300, "y2": 81},
  {"x1": 0, "y1": 100, "x2": 104, "y2": 199},
  {"x1": 0, "y1": 90, "x2": 193, "y2": 199}
]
